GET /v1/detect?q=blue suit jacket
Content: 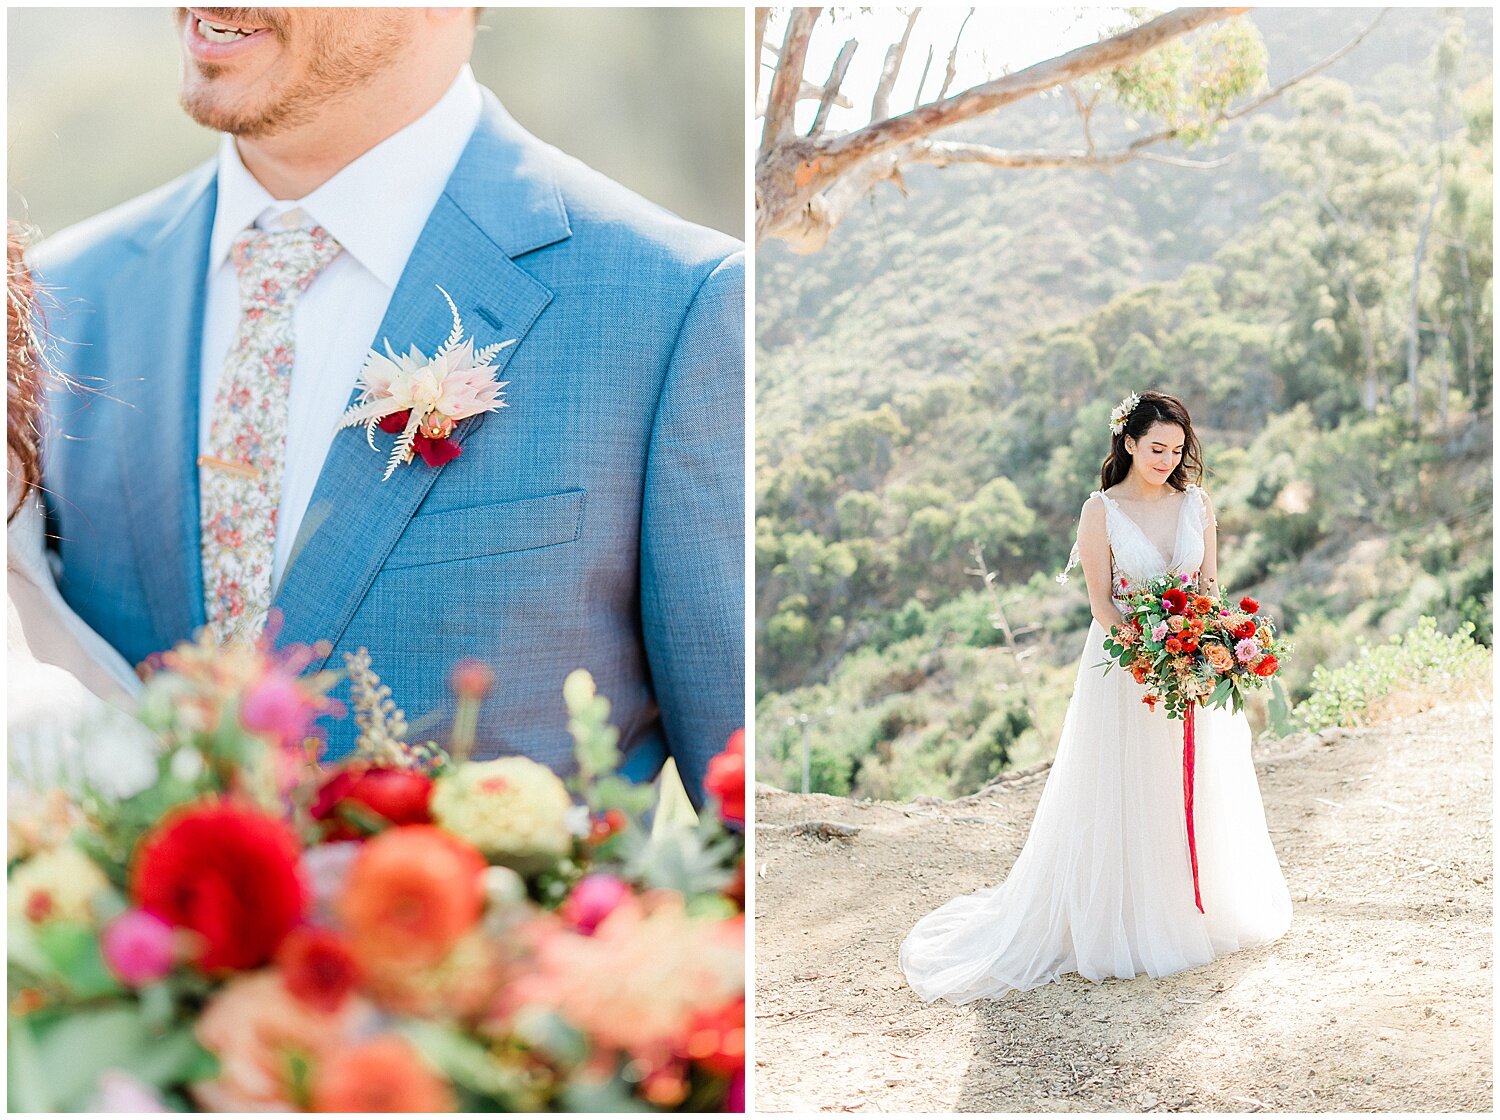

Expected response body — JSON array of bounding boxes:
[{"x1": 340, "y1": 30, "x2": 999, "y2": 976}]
[{"x1": 32, "y1": 91, "x2": 745, "y2": 803}]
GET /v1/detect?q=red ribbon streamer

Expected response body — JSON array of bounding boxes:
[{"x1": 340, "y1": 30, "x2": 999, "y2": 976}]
[{"x1": 1183, "y1": 702, "x2": 1203, "y2": 913}]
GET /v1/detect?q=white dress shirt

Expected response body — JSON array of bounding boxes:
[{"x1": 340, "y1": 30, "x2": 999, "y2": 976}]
[{"x1": 199, "y1": 65, "x2": 484, "y2": 588}]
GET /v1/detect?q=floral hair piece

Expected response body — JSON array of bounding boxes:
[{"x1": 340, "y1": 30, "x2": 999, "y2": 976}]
[{"x1": 1108, "y1": 391, "x2": 1141, "y2": 436}]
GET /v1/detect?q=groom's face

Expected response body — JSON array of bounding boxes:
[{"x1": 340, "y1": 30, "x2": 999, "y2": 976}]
[{"x1": 176, "y1": 7, "x2": 418, "y2": 138}]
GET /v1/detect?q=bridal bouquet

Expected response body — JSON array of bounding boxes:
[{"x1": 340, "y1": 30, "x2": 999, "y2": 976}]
[
  {"x1": 1100, "y1": 572, "x2": 1289, "y2": 719},
  {"x1": 8, "y1": 633, "x2": 746, "y2": 1113}
]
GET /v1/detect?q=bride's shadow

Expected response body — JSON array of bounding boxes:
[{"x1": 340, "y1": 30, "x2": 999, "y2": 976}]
[{"x1": 953, "y1": 950, "x2": 1263, "y2": 1112}]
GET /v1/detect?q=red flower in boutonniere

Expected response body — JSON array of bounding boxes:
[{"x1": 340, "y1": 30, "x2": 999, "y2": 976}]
[
  {"x1": 337, "y1": 286, "x2": 515, "y2": 479},
  {"x1": 377, "y1": 411, "x2": 463, "y2": 468}
]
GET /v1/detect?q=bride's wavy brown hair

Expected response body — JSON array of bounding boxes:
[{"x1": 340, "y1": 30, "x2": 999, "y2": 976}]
[
  {"x1": 8, "y1": 224, "x2": 44, "y2": 523},
  {"x1": 1098, "y1": 389, "x2": 1203, "y2": 492}
]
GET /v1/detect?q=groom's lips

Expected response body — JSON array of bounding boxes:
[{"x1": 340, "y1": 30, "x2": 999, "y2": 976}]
[{"x1": 183, "y1": 8, "x2": 274, "y2": 63}]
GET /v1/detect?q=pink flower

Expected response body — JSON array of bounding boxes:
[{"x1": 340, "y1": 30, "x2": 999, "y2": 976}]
[
  {"x1": 726, "y1": 1069, "x2": 745, "y2": 1112},
  {"x1": 240, "y1": 669, "x2": 323, "y2": 751},
  {"x1": 101, "y1": 910, "x2": 175, "y2": 986},
  {"x1": 88, "y1": 1070, "x2": 169, "y2": 1112},
  {"x1": 1151, "y1": 622, "x2": 1169, "y2": 643},
  {"x1": 560, "y1": 873, "x2": 632, "y2": 935},
  {"x1": 1234, "y1": 637, "x2": 1262, "y2": 663}
]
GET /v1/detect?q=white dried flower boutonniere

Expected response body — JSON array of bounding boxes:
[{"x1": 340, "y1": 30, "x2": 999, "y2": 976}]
[{"x1": 337, "y1": 287, "x2": 515, "y2": 479}]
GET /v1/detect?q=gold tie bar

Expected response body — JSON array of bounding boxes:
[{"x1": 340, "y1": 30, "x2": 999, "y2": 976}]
[{"x1": 196, "y1": 455, "x2": 261, "y2": 480}]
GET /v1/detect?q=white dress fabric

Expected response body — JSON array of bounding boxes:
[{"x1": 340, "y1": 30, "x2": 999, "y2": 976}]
[
  {"x1": 900, "y1": 484, "x2": 1292, "y2": 1004},
  {"x1": 8, "y1": 494, "x2": 156, "y2": 799}
]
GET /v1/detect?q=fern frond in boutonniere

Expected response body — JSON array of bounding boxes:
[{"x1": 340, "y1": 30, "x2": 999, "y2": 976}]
[{"x1": 337, "y1": 286, "x2": 515, "y2": 479}]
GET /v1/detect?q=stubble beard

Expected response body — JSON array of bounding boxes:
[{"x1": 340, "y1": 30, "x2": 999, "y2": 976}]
[{"x1": 179, "y1": 11, "x2": 412, "y2": 140}]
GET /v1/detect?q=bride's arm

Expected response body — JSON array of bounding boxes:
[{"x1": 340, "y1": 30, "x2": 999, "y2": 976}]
[
  {"x1": 1078, "y1": 495, "x2": 1124, "y2": 631},
  {"x1": 1199, "y1": 489, "x2": 1220, "y2": 596}
]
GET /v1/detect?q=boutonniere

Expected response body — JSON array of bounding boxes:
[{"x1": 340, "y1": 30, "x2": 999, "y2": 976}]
[{"x1": 337, "y1": 287, "x2": 515, "y2": 479}]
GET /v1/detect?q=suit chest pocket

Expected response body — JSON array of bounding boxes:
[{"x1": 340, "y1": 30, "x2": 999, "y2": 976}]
[{"x1": 383, "y1": 488, "x2": 586, "y2": 571}]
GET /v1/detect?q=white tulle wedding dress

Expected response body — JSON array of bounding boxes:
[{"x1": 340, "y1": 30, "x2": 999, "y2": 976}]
[{"x1": 900, "y1": 484, "x2": 1292, "y2": 1005}]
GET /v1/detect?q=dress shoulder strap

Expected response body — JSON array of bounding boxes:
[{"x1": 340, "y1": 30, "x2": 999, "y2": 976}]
[
  {"x1": 1182, "y1": 483, "x2": 1216, "y2": 531},
  {"x1": 1056, "y1": 491, "x2": 1105, "y2": 585}
]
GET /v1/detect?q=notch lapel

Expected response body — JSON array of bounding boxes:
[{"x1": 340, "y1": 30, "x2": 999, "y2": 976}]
[
  {"x1": 272, "y1": 100, "x2": 568, "y2": 664},
  {"x1": 114, "y1": 167, "x2": 216, "y2": 648}
]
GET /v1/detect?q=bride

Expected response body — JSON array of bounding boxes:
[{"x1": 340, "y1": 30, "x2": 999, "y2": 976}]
[
  {"x1": 9, "y1": 227, "x2": 153, "y2": 797},
  {"x1": 900, "y1": 390, "x2": 1292, "y2": 1004}
]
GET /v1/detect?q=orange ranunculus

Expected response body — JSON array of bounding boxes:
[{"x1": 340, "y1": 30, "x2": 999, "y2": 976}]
[
  {"x1": 337, "y1": 826, "x2": 486, "y2": 968},
  {"x1": 1204, "y1": 643, "x2": 1235, "y2": 672},
  {"x1": 676, "y1": 998, "x2": 746, "y2": 1078},
  {"x1": 1165, "y1": 638, "x2": 1183, "y2": 654},
  {"x1": 1253, "y1": 655, "x2": 1280, "y2": 677},
  {"x1": 192, "y1": 972, "x2": 373, "y2": 1112},
  {"x1": 1193, "y1": 595, "x2": 1214, "y2": 613},
  {"x1": 309, "y1": 1035, "x2": 453, "y2": 1112},
  {"x1": 1130, "y1": 664, "x2": 1148, "y2": 684}
]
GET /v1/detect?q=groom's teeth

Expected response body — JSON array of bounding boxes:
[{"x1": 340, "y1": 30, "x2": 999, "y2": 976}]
[{"x1": 197, "y1": 18, "x2": 253, "y2": 42}]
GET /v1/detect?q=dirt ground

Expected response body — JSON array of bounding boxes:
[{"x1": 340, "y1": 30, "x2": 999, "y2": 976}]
[{"x1": 752, "y1": 700, "x2": 1493, "y2": 1113}]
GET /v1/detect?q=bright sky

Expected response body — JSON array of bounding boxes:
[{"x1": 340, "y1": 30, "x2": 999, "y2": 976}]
[{"x1": 762, "y1": 7, "x2": 1129, "y2": 134}]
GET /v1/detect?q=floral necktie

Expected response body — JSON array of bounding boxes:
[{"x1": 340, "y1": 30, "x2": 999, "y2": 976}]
[{"x1": 200, "y1": 223, "x2": 342, "y2": 644}]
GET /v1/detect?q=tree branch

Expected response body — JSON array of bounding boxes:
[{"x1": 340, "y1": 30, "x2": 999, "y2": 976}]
[
  {"x1": 754, "y1": 8, "x2": 769, "y2": 103},
  {"x1": 872, "y1": 8, "x2": 921, "y2": 123},
  {"x1": 761, "y1": 8, "x2": 822, "y2": 156},
  {"x1": 811, "y1": 39, "x2": 859, "y2": 136},
  {"x1": 914, "y1": 138, "x2": 1234, "y2": 171},
  {"x1": 758, "y1": 5, "x2": 1387, "y2": 249},
  {"x1": 913, "y1": 44, "x2": 935, "y2": 110},
  {"x1": 936, "y1": 7, "x2": 975, "y2": 101},
  {"x1": 823, "y1": 7, "x2": 1248, "y2": 166}
]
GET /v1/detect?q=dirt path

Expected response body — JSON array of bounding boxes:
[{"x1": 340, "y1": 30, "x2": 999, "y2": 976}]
[{"x1": 752, "y1": 701, "x2": 1492, "y2": 1113}]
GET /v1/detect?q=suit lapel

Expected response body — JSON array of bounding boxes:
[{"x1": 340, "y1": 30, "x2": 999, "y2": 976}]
[
  {"x1": 273, "y1": 95, "x2": 567, "y2": 665},
  {"x1": 114, "y1": 166, "x2": 217, "y2": 647}
]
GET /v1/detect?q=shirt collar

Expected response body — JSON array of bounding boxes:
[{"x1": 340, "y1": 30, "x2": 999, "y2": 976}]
[{"x1": 208, "y1": 65, "x2": 484, "y2": 289}]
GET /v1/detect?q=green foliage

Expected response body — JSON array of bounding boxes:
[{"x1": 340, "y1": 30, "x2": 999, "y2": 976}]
[
  {"x1": 1109, "y1": 15, "x2": 1269, "y2": 145},
  {"x1": 1297, "y1": 617, "x2": 1490, "y2": 732}
]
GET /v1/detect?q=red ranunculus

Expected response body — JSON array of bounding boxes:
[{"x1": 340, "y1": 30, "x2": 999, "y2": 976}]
[
  {"x1": 587, "y1": 808, "x2": 628, "y2": 846},
  {"x1": 1233, "y1": 620, "x2": 1257, "y2": 640},
  {"x1": 1240, "y1": 596, "x2": 1260, "y2": 614},
  {"x1": 1162, "y1": 588, "x2": 1189, "y2": 615},
  {"x1": 276, "y1": 925, "x2": 360, "y2": 1013},
  {"x1": 1180, "y1": 637, "x2": 1199, "y2": 653},
  {"x1": 704, "y1": 729, "x2": 746, "y2": 827},
  {"x1": 378, "y1": 410, "x2": 462, "y2": 469},
  {"x1": 1253, "y1": 655, "x2": 1279, "y2": 677},
  {"x1": 131, "y1": 799, "x2": 305, "y2": 972},
  {"x1": 312, "y1": 765, "x2": 434, "y2": 841}
]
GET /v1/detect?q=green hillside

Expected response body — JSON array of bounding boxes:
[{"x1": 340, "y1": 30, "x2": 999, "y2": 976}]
[{"x1": 755, "y1": 8, "x2": 1493, "y2": 799}]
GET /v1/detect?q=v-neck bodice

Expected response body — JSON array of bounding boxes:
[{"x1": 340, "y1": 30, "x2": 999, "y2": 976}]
[{"x1": 1096, "y1": 485, "x2": 1205, "y2": 590}]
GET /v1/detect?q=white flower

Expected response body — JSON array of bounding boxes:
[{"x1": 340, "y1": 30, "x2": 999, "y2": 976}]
[
  {"x1": 337, "y1": 286, "x2": 516, "y2": 479},
  {"x1": 1109, "y1": 391, "x2": 1141, "y2": 435}
]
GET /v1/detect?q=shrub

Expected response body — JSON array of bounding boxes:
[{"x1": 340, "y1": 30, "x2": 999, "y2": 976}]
[{"x1": 1297, "y1": 616, "x2": 1490, "y2": 732}]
